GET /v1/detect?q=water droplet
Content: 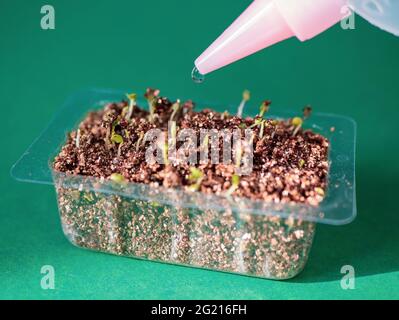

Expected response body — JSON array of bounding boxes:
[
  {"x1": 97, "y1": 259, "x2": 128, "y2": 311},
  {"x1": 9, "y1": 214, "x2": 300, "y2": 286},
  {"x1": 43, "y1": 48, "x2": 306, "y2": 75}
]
[{"x1": 191, "y1": 66, "x2": 205, "y2": 84}]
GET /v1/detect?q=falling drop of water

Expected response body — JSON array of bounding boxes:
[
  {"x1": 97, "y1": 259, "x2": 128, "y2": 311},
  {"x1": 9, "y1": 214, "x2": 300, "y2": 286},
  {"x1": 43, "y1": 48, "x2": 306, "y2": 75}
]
[{"x1": 191, "y1": 66, "x2": 205, "y2": 84}]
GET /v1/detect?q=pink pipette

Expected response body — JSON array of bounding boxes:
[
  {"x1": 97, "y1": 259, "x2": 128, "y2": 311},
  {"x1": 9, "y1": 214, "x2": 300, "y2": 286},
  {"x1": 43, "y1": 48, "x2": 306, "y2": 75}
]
[{"x1": 194, "y1": 0, "x2": 399, "y2": 76}]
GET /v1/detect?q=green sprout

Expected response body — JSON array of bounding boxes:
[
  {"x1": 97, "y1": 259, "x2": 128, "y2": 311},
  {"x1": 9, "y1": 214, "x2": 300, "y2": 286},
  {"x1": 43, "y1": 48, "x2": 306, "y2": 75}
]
[
  {"x1": 292, "y1": 105, "x2": 312, "y2": 136},
  {"x1": 103, "y1": 110, "x2": 116, "y2": 147},
  {"x1": 135, "y1": 131, "x2": 144, "y2": 151},
  {"x1": 259, "y1": 120, "x2": 267, "y2": 138},
  {"x1": 83, "y1": 192, "x2": 94, "y2": 202},
  {"x1": 315, "y1": 187, "x2": 325, "y2": 197},
  {"x1": 169, "y1": 100, "x2": 181, "y2": 122},
  {"x1": 221, "y1": 110, "x2": 229, "y2": 120},
  {"x1": 125, "y1": 93, "x2": 137, "y2": 120},
  {"x1": 109, "y1": 119, "x2": 124, "y2": 156},
  {"x1": 235, "y1": 143, "x2": 243, "y2": 168},
  {"x1": 249, "y1": 100, "x2": 271, "y2": 136},
  {"x1": 237, "y1": 89, "x2": 250, "y2": 118},
  {"x1": 111, "y1": 133, "x2": 123, "y2": 144},
  {"x1": 298, "y1": 159, "x2": 305, "y2": 168},
  {"x1": 121, "y1": 106, "x2": 129, "y2": 119},
  {"x1": 291, "y1": 117, "x2": 303, "y2": 136},
  {"x1": 117, "y1": 141, "x2": 124, "y2": 157},
  {"x1": 110, "y1": 119, "x2": 120, "y2": 138},
  {"x1": 169, "y1": 121, "x2": 177, "y2": 143},
  {"x1": 144, "y1": 88, "x2": 160, "y2": 123},
  {"x1": 110, "y1": 173, "x2": 127, "y2": 185},
  {"x1": 157, "y1": 134, "x2": 170, "y2": 166},
  {"x1": 189, "y1": 167, "x2": 203, "y2": 181},
  {"x1": 249, "y1": 117, "x2": 267, "y2": 138},
  {"x1": 188, "y1": 167, "x2": 204, "y2": 192},
  {"x1": 163, "y1": 141, "x2": 170, "y2": 166},
  {"x1": 259, "y1": 100, "x2": 271, "y2": 118},
  {"x1": 110, "y1": 131, "x2": 124, "y2": 157},
  {"x1": 201, "y1": 134, "x2": 209, "y2": 150},
  {"x1": 225, "y1": 174, "x2": 240, "y2": 197},
  {"x1": 292, "y1": 117, "x2": 303, "y2": 127},
  {"x1": 150, "y1": 201, "x2": 161, "y2": 207},
  {"x1": 249, "y1": 117, "x2": 263, "y2": 128}
]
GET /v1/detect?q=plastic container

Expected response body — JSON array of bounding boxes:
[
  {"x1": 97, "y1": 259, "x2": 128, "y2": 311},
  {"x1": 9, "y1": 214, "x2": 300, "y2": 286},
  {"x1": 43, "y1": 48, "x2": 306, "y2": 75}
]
[{"x1": 11, "y1": 88, "x2": 357, "y2": 280}]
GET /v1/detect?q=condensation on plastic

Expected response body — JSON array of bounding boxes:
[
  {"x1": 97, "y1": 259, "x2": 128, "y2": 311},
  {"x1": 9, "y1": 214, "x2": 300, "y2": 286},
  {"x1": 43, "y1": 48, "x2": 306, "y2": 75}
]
[{"x1": 11, "y1": 88, "x2": 357, "y2": 279}]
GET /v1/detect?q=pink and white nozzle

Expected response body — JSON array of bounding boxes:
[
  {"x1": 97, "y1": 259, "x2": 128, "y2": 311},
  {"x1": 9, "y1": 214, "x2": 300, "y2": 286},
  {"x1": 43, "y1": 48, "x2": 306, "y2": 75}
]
[{"x1": 194, "y1": 0, "x2": 399, "y2": 77}]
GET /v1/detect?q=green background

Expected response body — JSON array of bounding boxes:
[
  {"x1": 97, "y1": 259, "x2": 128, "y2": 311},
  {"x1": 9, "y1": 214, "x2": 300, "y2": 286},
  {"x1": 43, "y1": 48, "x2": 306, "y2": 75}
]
[{"x1": 1, "y1": 0, "x2": 398, "y2": 299}]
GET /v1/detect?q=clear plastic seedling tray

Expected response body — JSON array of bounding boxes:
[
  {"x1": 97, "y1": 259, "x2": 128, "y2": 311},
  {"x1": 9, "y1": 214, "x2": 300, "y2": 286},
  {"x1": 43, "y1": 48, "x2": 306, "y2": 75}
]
[{"x1": 11, "y1": 88, "x2": 357, "y2": 280}]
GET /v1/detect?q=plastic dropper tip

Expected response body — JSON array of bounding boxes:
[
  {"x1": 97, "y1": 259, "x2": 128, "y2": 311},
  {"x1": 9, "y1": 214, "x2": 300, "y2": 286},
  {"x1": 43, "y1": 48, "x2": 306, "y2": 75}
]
[{"x1": 191, "y1": 66, "x2": 205, "y2": 84}]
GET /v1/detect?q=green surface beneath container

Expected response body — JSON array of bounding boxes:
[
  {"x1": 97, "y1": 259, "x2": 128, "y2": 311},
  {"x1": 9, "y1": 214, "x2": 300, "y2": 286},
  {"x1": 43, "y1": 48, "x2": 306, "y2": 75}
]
[{"x1": 1, "y1": 0, "x2": 398, "y2": 299}]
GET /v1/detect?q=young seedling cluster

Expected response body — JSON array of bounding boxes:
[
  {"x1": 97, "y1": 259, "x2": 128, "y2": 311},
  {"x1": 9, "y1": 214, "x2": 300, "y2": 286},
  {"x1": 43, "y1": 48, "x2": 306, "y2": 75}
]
[
  {"x1": 144, "y1": 88, "x2": 160, "y2": 124},
  {"x1": 77, "y1": 89, "x2": 316, "y2": 202}
]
